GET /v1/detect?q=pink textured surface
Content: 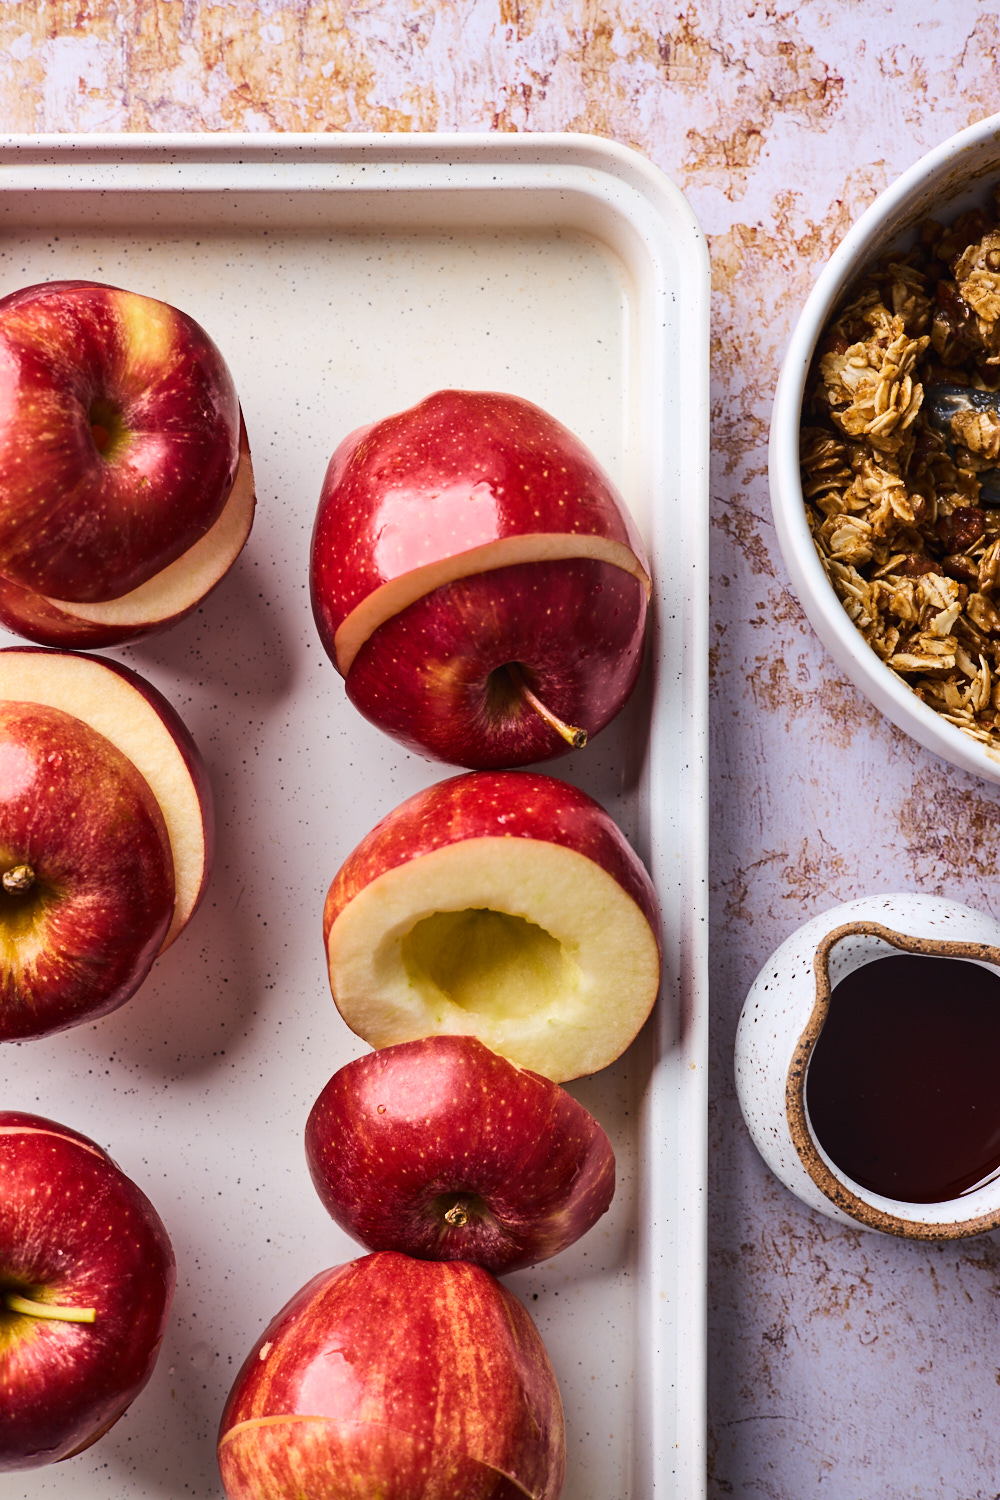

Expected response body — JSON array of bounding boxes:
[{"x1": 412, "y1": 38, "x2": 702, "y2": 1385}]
[{"x1": 4, "y1": 3, "x2": 1000, "y2": 1495}]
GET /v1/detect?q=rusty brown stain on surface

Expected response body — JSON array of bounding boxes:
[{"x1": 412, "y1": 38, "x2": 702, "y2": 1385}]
[
  {"x1": 713, "y1": 496, "x2": 775, "y2": 579},
  {"x1": 777, "y1": 833, "x2": 849, "y2": 907},
  {"x1": 720, "y1": 848, "x2": 786, "y2": 927},
  {"x1": 677, "y1": 17, "x2": 844, "y2": 194},
  {"x1": 896, "y1": 777, "x2": 1000, "y2": 886}
]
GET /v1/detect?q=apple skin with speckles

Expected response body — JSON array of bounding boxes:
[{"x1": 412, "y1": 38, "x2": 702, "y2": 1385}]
[
  {"x1": 322, "y1": 770, "x2": 662, "y2": 1083},
  {"x1": 0, "y1": 1111, "x2": 175, "y2": 1470},
  {"x1": 0, "y1": 279, "x2": 246, "y2": 627},
  {"x1": 0, "y1": 418, "x2": 255, "y2": 649},
  {"x1": 309, "y1": 389, "x2": 651, "y2": 769},
  {"x1": 0, "y1": 647, "x2": 215, "y2": 960},
  {"x1": 305, "y1": 1035, "x2": 615, "y2": 1274},
  {"x1": 0, "y1": 699, "x2": 175, "y2": 1040},
  {"x1": 217, "y1": 1252, "x2": 565, "y2": 1500}
]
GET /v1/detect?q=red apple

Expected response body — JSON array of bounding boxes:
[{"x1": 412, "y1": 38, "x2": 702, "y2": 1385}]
[
  {"x1": 0, "y1": 416, "x2": 256, "y2": 648},
  {"x1": 305, "y1": 1035, "x2": 615, "y2": 1274},
  {"x1": 310, "y1": 389, "x2": 651, "y2": 769},
  {"x1": 323, "y1": 771, "x2": 662, "y2": 1082},
  {"x1": 0, "y1": 647, "x2": 214, "y2": 952},
  {"x1": 0, "y1": 699, "x2": 175, "y2": 1040},
  {"x1": 0, "y1": 1111, "x2": 175, "y2": 1470},
  {"x1": 0, "y1": 278, "x2": 243, "y2": 605},
  {"x1": 217, "y1": 1252, "x2": 565, "y2": 1500}
]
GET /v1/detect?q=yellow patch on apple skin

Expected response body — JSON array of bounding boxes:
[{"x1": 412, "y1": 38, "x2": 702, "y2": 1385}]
[
  {"x1": 0, "y1": 870, "x2": 53, "y2": 980},
  {"x1": 0, "y1": 1297, "x2": 47, "y2": 1356},
  {"x1": 115, "y1": 292, "x2": 180, "y2": 381}
]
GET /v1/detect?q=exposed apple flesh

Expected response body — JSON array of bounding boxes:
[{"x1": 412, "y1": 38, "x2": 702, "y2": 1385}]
[
  {"x1": 345, "y1": 556, "x2": 646, "y2": 768},
  {"x1": 310, "y1": 389, "x2": 651, "y2": 768},
  {"x1": 217, "y1": 1252, "x2": 565, "y2": 1500},
  {"x1": 323, "y1": 771, "x2": 661, "y2": 1082},
  {"x1": 306, "y1": 1035, "x2": 615, "y2": 1274},
  {"x1": 0, "y1": 1111, "x2": 175, "y2": 1470},
  {"x1": 0, "y1": 701, "x2": 174, "y2": 1040},
  {"x1": 0, "y1": 418, "x2": 256, "y2": 648},
  {"x1": 0, "y1": 648, "x2": 213, "y2": 951},
  {"x1": 0, "y1": 279, "x2": 241, "y2": 603}
]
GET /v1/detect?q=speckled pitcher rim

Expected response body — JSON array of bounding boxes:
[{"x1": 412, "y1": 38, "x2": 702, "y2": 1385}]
[{"x1": 786, "y1": 920, "x2": 1000, "y2": 1240}]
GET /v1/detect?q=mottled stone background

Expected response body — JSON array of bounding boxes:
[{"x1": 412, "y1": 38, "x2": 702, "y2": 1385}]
[{"x1": 4, "y1": 3, "x2": 1000, "y2": 1497}]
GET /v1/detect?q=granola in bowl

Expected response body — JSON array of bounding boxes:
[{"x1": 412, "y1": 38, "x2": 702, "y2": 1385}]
[{"x1": 800, "y1": 189, "x2": 1000, "y2": 750}]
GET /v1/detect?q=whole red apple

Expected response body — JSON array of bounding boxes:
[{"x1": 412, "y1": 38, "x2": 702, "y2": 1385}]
[
  {"x1": 0, "y1": 647, "x2": 214, "y2": 953},
  {"x1": 0, "y1": 1111, "x2": 175, "y2": 1470},
  {"x1": 305, "y1": 1035, "x2": 615, "y2": 1274},
  {"x1": 322, "y1": 770, "x2": 662, "y2": 1082},
  {"x1": 0, "y1": 699, "x2": 175, "y2": 1040},
  {"x1": 217, "y1": 1251, "x2": 565, "y2": 1500},
  {"x1": 0, "y1": 279, "x2": 242, "y2": 605},
  {"x1": 310, "y1": 389, "x2": 651, "y2": 769}
]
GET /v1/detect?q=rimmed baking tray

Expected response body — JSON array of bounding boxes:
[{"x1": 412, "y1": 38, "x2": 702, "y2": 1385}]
[{"x1": 0, "y1": 133, "x2": 709, "y2": 1500}]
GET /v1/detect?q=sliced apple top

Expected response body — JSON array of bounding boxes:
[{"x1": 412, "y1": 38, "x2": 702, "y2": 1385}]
[
  {"x1": 323, "y1": 772, "x2": 661, "y2": 1082},
  {"x1": 310, "y1": 390, "x2": 652, "y2": 676},
  {"x1": 0, "y1": 648, "x2": 213, "y2": 951}
]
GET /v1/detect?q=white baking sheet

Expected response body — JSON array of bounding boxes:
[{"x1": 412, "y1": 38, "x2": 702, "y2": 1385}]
[{"x1": 0, "y1": 134, "x2": 709, "y2": 1500}]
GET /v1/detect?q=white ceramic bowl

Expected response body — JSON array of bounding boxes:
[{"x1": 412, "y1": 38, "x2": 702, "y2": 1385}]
[{"x1": 770, "y1": 112, "x2": 1000, "y2": 782}]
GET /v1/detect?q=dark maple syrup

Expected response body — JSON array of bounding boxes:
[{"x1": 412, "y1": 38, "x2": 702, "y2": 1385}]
[{"x1": 804, "y1": 953, "x2": 1000, "y2": 1203}]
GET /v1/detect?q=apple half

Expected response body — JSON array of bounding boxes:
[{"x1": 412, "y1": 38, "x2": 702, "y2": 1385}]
[
  {"x1": 310, "y1": 389, "x2": 652, "y2": 769},
  {"x1": 306, "y1": 1035, "x2": 615, "y2": 1274},
  {"x1": 323, "y1": 771, "x2": 661, "y2": 1082},
  {"x1": 0, "y1": 647, "x2": 213, "y2": 955},
  {"x1": 217, "y1": 1252, "x2": 565, "y2": 1500},
  {"x1": 0, "y1": 417, "x2": 256, "y2": 649},
  {"x1": 0, "y1": 1111, "x2": 175, "y2": 1470}
]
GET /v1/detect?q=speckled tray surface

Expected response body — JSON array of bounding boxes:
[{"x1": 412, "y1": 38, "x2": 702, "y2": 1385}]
[{"x1": 0, "y1": 134, "x2": 709, "y2": 1500}]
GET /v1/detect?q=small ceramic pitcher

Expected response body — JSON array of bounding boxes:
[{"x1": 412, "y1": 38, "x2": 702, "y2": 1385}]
[{"x1": 735, "y1": 892, "x2": 1000, "y2": 1239}]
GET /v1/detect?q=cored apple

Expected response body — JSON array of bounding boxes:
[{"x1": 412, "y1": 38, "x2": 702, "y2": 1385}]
[
  {"x1": 0, "y1": 647, "x2": 213, "y2": 953},
  {"x1": 0, "y1": 1110, "x2": 175, "y2": 1469},
  {"x1": 217, "y1": 1251, "x2": 564, "y2": 1500},
  {"x1": 0, "y1": 417, "x2": 256, "y2": 648},
  {"x1": 310, "y1": 389, "x2": 651, "y2": 769},
  {"x1": 323, "y1": 771, "x2": 661, "y2": 1082},
  {"x1": 305, "y1": 1035, "x2": 615, "y2": 1274},
  {"x1": 0, "y1": 700, "x2": 174, "y2": 1040},
  {"x1": 0, "y1": 279, "x2": 242, "y2": 605}
]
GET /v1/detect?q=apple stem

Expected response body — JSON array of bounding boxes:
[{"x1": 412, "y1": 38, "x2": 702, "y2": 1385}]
[
  {"x1": 444, "y1": 1202, "x2": 470, "y2": 1228},
  {"x1": 3, "y1": 1291, "x2": 96, "y2": 1324},
  {"x1": 1, "y1": 864, "x2": 34, "y2": 895},
  {"x1": 505, "y1": 664, "x2": 587, "y2": 750}
]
